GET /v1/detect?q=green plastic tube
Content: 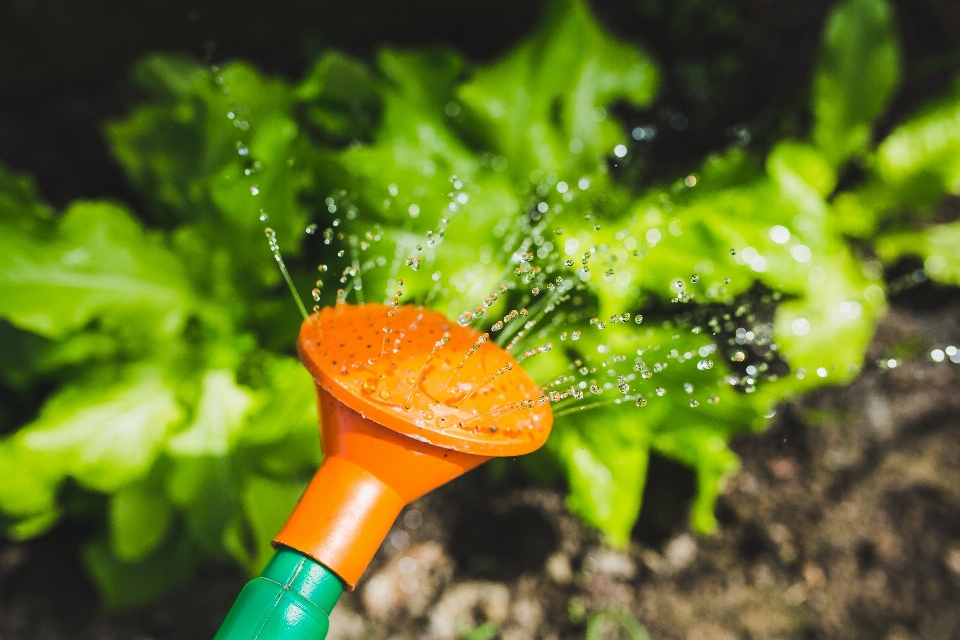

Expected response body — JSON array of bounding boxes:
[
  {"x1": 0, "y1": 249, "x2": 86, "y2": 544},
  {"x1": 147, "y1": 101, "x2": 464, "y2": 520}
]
[{"x1": 214, "y1": 546, "x2": 344, "y2": 640}]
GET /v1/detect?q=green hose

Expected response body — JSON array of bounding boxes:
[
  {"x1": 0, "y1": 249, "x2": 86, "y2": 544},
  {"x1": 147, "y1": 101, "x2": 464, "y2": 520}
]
[{"x1": 214, "y1": 546, "x2": 344, "y2": 640}]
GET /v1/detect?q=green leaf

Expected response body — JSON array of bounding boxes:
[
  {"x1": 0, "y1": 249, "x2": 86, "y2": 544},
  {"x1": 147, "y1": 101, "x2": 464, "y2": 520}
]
[
  {"x1": 164, "y1": 454, "x2": 240, "y2": 556},
  {"x1": 872, "y1": 81, "x2": 960, "y2": 208},
  {"x1": 650, "y1": 423, "x2": 741, "y2": 534},
  {"x1": 108, "y1": 56, "x2": 312, "y2": 315},
  {"x1": 876, "y1": 220, "x2": 960, "y2": 286},
  {"x1": 772, "y1": 247, "x2": 885, "y2": 391},
  {"x1": 766, "y1": 142, "x2": 837, "y2": 201},
  {"x1": 314, "y1": 49, "x2": 481, "y2": 228},
  {"x1": 0, "y1": 365, "x2": 183, "y2": 538},
  {"x1": 549, "y1": 408, "x2": 649, "y2": 547},
  {"x1": 812, "y1": 0, "x2": 901, "y2": 167},
  {"x1": 0, "y1": 200, "x2": 192, "y2": 340},
  {"x1": 108, "y1": 56, "x2": 295, "y2": 227},
  {"x1": 163, "y1": 369, "x2": 254, "y2": 555},
  {"x1": 238, "y1": 475, "x2": 307, "y2": 572},
  {"x1": 109, "y1": 478, "x2": 174, "y2": 561},
  {"x1": 7, "y1": 510, "x2": 62, "y2": 540},
  {"x1": 0, "y1": 319, "x2": 49, "y2": 387},
  {"x1": 238, "y1": 356, "x2": 317, "y2": 446},
  {"x1": 239, "y1": 356, "x2": 321, "y2": 478},
  {"x1": 84, "y1": 534, "x2": 195, "y2": 609},
  {"x1": 5, "y1": 366, "x2": 182, "y2": 493},
  {"x1": 167, "y1": 369, "x2": 254, "y2": 457},
  {"x1": 457, "y1": 0, "x2": 657, "y2": 179},
  {"x1": 0, "y1": 163, "x2": 54, "y2": 233},
  {"x1": 297, "y1": 51, "x2": 383, "y2": 144},
  {"x1": 0, "y1": 437, "x2": 62, "y2": 531}
]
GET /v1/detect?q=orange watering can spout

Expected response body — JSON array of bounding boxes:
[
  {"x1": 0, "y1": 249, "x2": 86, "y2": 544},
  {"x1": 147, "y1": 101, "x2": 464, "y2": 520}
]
[
  {"x1": 274, "y1": 386, "x2": 488, "y2": 588},
  {"x1": 275, "y1": 302, "x2": 552, "y2": 588},
  {"x1": 215, "y1": 302, "x2": 551, "y2": 639}
]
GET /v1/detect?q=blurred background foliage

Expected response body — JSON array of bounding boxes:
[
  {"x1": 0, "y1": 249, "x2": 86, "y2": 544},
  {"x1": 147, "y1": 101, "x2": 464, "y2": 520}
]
[{"x1": 2, "y1": 0, "x2": 960, "y2": 608}]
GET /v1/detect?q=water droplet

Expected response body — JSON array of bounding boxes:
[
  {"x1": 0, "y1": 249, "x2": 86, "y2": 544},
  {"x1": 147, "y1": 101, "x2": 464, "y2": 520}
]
[
  {"x1": 655, "y1": 387, "x2": 666, "y2": 396},
  {"x1": 729, "y1": 248, "x2": 737, "y2": 256},
  {"x1": 305, "y1": 223, "x2": 318, "y2": 235},
  {"x1": 690, "y1": 273, "x2": 700, "y2": 284},
  {"x1": 634, "y1": 315, "x2": 643, "y2": 324},
  {"x1": 250, "y1": 186, "x2": 259, "y2": 196},
  {"x1": 635, "y1": 396, "x2": 647, "y2": 407},
  {"x1": 689, "y1": 399, "x2": 700, "y2": 408}
]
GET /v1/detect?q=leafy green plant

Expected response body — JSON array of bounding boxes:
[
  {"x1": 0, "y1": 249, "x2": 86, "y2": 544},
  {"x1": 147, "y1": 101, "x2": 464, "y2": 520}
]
[{"x1": 2, "y1": 0, "x2": 959, "y2": 607}]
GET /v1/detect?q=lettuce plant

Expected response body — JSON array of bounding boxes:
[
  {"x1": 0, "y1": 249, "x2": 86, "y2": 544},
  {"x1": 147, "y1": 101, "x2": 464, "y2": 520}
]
[{"x1": 1, "y1": 0, "x2": 959, "y2": 606}]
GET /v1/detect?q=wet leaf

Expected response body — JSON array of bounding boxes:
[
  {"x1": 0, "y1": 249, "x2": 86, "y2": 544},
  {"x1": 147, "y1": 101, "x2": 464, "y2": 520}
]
[
  {"x1": 458, "y1": 0, "x2": 657, "y2": 179},
  {"x1": 0, "y1": 201, "x2": 192, "y2": 340},
  {"x1": 812, "y1": 0, "x2": 900, "y2": 167}
]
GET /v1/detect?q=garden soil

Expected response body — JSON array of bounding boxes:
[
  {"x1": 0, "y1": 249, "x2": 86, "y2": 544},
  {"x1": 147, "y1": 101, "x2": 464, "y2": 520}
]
[{"x1": 1, "y1": 293, "x2": 958, "y2": 640}]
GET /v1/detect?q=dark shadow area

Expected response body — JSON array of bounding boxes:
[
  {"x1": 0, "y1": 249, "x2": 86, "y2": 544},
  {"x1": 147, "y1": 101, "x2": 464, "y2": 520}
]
[
  {"x1": 0, "y1": 521, "x2": 246, "y2": 640},
  {"x1": 449, "y1": 499, "x2": 559, "y2": 581},
  {"x1": 885, "y1": 255, "x2": 960, "y2": 310},
  {"x1": 0, "y1": 0, "x2": 547, "y2": 208},
  {"x1": 632, "y1": 452, "x2": 697, "y2": 549}
]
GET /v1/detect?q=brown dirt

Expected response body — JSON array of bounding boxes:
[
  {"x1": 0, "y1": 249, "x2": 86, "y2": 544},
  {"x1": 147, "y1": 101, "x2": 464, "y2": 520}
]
[{"x1": 2, "y1": 298, "x2": 959, "y2": 640}]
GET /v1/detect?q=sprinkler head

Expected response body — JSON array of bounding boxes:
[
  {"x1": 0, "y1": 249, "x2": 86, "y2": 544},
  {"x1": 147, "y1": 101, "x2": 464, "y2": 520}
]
[{"x1": 274, "y1": 303, "x2": 552, "y2": 588}]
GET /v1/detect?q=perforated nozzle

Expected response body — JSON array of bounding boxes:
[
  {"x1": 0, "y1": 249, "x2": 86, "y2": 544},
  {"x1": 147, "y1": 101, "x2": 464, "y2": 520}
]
[{"x1": 297, "y1": 303, "x2": 552, "y2": 456}]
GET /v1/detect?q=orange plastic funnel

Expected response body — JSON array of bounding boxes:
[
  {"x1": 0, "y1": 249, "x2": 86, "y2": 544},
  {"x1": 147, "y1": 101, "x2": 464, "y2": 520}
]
[{"x1": 274, "y1": 303, "x2": 552, "y2": 588}]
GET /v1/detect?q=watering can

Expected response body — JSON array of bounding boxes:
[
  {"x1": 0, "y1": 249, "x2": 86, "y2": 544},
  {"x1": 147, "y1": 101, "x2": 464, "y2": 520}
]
[{"x1": 214, "y1": 303, "x2": 552, "y2": 639}]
